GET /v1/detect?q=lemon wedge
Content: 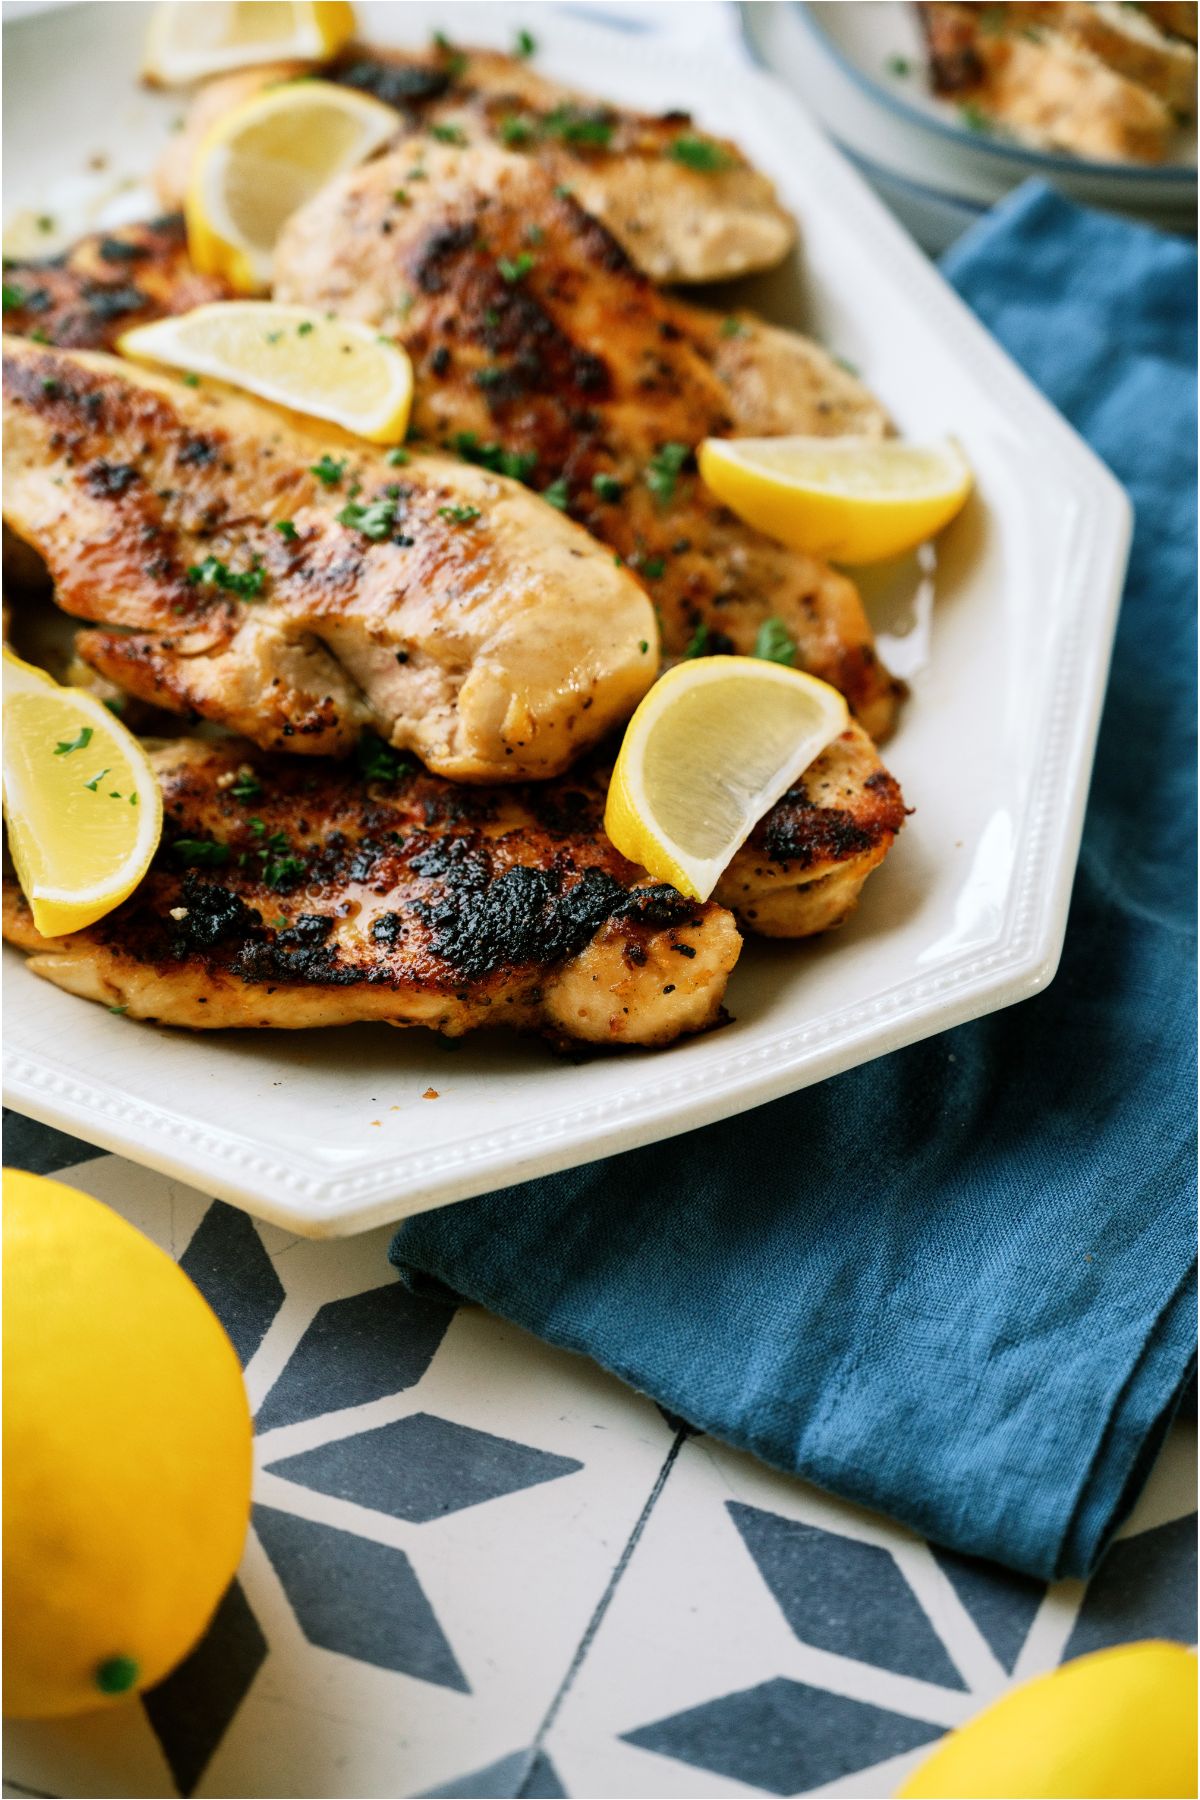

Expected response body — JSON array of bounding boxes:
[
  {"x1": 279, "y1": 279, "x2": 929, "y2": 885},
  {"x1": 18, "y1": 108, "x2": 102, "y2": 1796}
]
[
  {"x1": 143, "y1": 1, "x2": 357, "y2": 86},
  {"x1": 184, "y1": 78, "x2": 398, "y2": 292},
  {"x1": 120, "y1": 302, "x2": 413, "y2": 443},
  {"x1": 604, "y1": 657, "x2": 849, "y2": 902},
  {"x1": 2, "y1": 647, "x2": 163, "y2": 938},
  {"x1": 698, "y1": 435, "x2": 972, "y2": 564}
]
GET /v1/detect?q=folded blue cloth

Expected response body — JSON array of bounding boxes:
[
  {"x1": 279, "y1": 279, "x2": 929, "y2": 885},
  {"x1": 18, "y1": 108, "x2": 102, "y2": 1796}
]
[{"x1": 392, "y1": 184, "x2": 1197, "y2": 1581}]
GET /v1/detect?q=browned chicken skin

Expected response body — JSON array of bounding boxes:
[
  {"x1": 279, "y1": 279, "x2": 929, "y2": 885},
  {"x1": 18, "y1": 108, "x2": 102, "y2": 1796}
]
[
  {"x1": 2, "y1": 337, "x2": 658, "y2": 782},
  {"x1": 155, "y1": 41, "x2": 797, "y2": 286},
  {"x1": 2, "y1": 739, "x2": 740, "y2": 1046},
  {"x1": 273, "y1": 141, "x2": 902, "y2": 740}
]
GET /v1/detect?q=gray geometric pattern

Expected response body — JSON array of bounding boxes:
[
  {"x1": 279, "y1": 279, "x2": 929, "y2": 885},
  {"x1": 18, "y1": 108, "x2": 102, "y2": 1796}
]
[
  {"x1": 142, "y1": 1579, "x2": 267, "y2": 1798},
  {"x1": 2, "y1": 1106, "x2": 104, "y2": 1175},
  {"x1": 4, "y1": 1118, "x2": 1194, "y2": 1800},
  {"x1": 1061, "y1": 1514, "x2": 1197, "y2": 1663},
  {"x1": 255, "y1": 1281, "x2": 455, "y2": 1433},
  {"x1": 264, "y1": 1412, "x2": 583, "y2": 1522},
  {"x1": 622, "y1": 1676, "x2": 944, "y2": 1794},
  {"x1": 253, "y1": 1505, "x2": 469, "y2": 1691},
  {"x1": 179, "y1": 1202, "x2": 285, "y2": 1368},
  {"x1": 421, "y1": 1748, "x2": 568, "y2": 1797},
  {"x1": 729, "y1": 1502, "x2": 967, "y2": 1689}
]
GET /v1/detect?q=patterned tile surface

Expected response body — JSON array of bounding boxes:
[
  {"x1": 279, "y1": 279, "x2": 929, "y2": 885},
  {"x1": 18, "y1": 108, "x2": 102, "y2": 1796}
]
[{"x1": 3, "y1": 1129, "x2": 1195, "y2": 1799}]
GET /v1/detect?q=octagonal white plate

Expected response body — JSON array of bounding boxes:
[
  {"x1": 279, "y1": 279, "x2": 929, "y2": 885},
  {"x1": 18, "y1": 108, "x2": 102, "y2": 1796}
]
[{"x1": 2, "y1": 1, "x2": 1130, "y2": 1235}]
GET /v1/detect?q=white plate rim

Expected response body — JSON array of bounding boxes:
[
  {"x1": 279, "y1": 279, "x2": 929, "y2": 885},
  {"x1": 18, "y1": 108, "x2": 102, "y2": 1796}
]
[{"x1": 1, "y1": 3, "x2": 1132, "y2": 1235}]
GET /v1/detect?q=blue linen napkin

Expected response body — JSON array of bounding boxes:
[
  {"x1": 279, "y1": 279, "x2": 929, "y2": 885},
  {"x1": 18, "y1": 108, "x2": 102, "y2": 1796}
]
[{"x1": 392, "y1": 184, "x2": 1197, "y2": 1582}]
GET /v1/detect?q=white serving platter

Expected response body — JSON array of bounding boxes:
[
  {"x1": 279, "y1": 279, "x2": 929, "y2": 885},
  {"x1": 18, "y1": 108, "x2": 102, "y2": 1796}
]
[{"x1": 2, "y1": 0, "x2": 1130, "y2": 1235}]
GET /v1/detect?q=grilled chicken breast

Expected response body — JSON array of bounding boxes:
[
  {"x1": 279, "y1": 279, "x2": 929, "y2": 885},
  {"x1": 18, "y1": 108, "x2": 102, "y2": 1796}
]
[
  {"x1": 916, "y1": 1, "x2": 1192, "y2": 158},
  {"x1": 2, "y1": 738, "x2": 740, "y2": 1046},
  {"x1": 2, "y1": 337, "x2": 658, "y2": 781},
  {"x1": 155, "y1": 41, "x2": 796, "y2": 286},
  {"x1": 273, "y1": 142, "x2": 902, "y2": 739}
]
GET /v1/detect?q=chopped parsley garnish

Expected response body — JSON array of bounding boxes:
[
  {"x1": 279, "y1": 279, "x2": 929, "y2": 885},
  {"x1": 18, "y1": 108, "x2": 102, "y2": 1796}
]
[
  {"x1": 387, "y1": 446, "x2": 411, "y2": 466},
  {"x1": 682, "y1": 622, "x2": 710, "y2": 658},
  {"x1": 592, "y1": 472, "x2": 623, "y2": 502},
  {"x1": 959, "y1": 101, "x2": 993, "y2": 134},
  {"x1": 541, "y1": 476, "x2": 569, "y2": 510},
  {"x1": 83, "y1": 767, "x2": 110, "y2": 791},
  {"x1": 230, "y1": 771, "x2": 262, "y2": 802},
  {"x1": 645, "y1": 441, "x2": 690, "y2": 506},
  {"x1": 393, "y1": 187, "x2": 410, "y2": 205},
  {"x1": 41, "y1": 377, "x2": 60, "y2": 396},
  {"x1": 833, "y1": 353, "x2": 860, "y2": 376},
  {"x1": 719, "y1": 316, "x2": 745, "y2": 338},
  {"x1": 438, "y1": 502, "x2": 482, "y2": 525},
  {"x1": 668, "y1": 134, "x2": 733, "y2": 171},
  {"x1": 541, "y1": 105, "x2": 614, "y2": 148},
  {"x1": 103, "y1": 696, "x2": 125, "y2": 718},
  {"x1": 554, "y1": 183, "x2": 574, "y2": 199},
  {"x1": 265, "y1": 329, "x2": 284, "y2": 343},
  {"x1": 309, "y1": 454, "x2": 347, "y2": 487},
  {"x1": 355, "y1": 732, "x2": 413, "y2": 783},
  {"x1": 108, "y1": 1004, "x2": 128, "y2": 1015},
  {"x1": 497, "y1": 251, "x2": 536, "y2": 283},
  {"x1": 753, "y1": 616, "x2": 797, "y2": 667},
  {"x1": 639, "y1": 640, "x2": 649, "y2": 654},
  {"x1": 525, "y1": 224, "x2": 545, "y2": 247},
  {"x1": 3, "y1": 281, "x2": 26, "y2": 311},
  {"x1": 886, "y1": 54, "x2": 912, "y2": 75},
  {"x1": 172, "y1": 837, "x2": 230, "y2": 867},
  {"x1": 454, "y1": 432, "x2": 537, "y2": 482},
  {"x1": 54, "y1": 726, "x2": 93, "y2": 756},
  {"x1": 430, "y1": 122, "x2": 467, "y2": 145},
  {"x1": 187, "y1": 555, "x2": 265, "y2": 599},
  {"x1": 274, "y1": 519, "x2": 299, "y2": 541},
  {"x1": 337, "y1": 495, "x2": 401, "y2": 540},
  {"x1": 431, "y1": 29, "x2": 467, "y2": 77},
  {"x1": 499, "y1": 114, "x2": 534, "y2": 147},
  {"x1": 36, "y1": 214, "x2": 54, "y2": 234},
  {"x1": 180, "y1": 371, "x2": 200, "y2": 387},
  {"x1": 297, "y1": 320, "x2": 315, "y2": 336},
  {"x1": 474, "y1": 365, "x2": 502, "y2": 387},
  {"x1": 515, "y1": 27, "x2": 537, "y2": 57},
  {"x1": 641, "y1": 557, "x2": 666, "y2": 579}
]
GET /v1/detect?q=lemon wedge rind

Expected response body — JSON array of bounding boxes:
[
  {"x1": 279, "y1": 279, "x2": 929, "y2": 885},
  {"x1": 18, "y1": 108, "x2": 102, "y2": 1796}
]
[
  {"x1": 184, "y1": 78, "x2": 398, "y2": 292},
  {"x1": 604, "y1": 656, "x2": 849, "y2": 903},
  {"x1": 143, "y1": 0, "x2": 357, "y2": 87},
  {"x1": 3, "y1": 648, "x2": 163, "y2": 937},
  {"x1": 698, "y1": 434, "x2": 972, "y2": 565},
  {"x1": 119, "y1": 301, "x2": 413, "y2": 444}
]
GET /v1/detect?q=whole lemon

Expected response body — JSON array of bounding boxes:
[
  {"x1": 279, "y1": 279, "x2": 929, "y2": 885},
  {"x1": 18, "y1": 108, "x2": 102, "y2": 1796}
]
[
  {"x1": 898, "y1": 1640, "x2": 1197, "y2": 1800},
  {"x1": 3, "y1": 1170, "x2": 253, "y2": 1717}
]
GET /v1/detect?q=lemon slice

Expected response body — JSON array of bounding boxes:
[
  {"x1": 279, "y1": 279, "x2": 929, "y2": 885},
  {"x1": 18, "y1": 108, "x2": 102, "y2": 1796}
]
[
  {"x1": 604, "y1": 657, "x2": 849, "y2": 901},
  {"x1": 3, "y1": 648, "x2": 163, "y2": 938},
  {"x1": 184, "y1": 78, "x2": 398, "y2": 292},
  {"x1": 143, "y1": 1, "x2": 356, "y2": 86},
  {"x1": 698, "y1": 435, "x2": 972, "y2": 564},
  {"x1": 120, "y1": 302, "x2": 413, "y2": 443}
]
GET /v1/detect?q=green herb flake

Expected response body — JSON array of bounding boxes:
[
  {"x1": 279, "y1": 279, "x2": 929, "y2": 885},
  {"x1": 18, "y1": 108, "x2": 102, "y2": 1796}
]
[
  {"x1": 355, "y1": 732, "x2": 413, "y2": 783},
  {"x1": 592, "y1": 472, "x2": 623, "y2": 502},
  {"x1": 230, "y1": 772, "x2": 262, "y2": 802},
  {"x1": 453, "y1": 432, "x2": 537, "y2": 482},
  {"x1": 392, "y1": 187, "x2": 410, "y2": 205},
  {"x1": 337, "y1": 495, "x2": 400, "y2": 540},
  {"x1": 499, "y1": 114, "x2": 534, "y2": 147},
  {"x1": 833, "y1": 353, "x2": 860, "y2": 377},
  {"x1": 107, "y1": 1004, "x2": 128, "y2": 1015},
  {"x1": 645, "y1": 440, "x2": 690, "y2": 506},
  {"x1": 667, "y1": 134, "x2": 733, "y2": 172},
  {"x1": 886, "y1": 54, "x2": 912, "y2": 76},
  {"x1": 54, "y1": 725, "x2": 93, "y2": 756},
  {"x1": 554, "y1": 183, "x2": 574, "y2": 200},
  {"x1": 41, "y1": 377, "x2": 60, "y2": 397},
  {"x1": 103, "y1": 696, "x2": 125, "y2": 718},
  {"x1": 2, "y1": 281, "x2": 26, "y2": 312},
  {"x1": 297, "y1": 320, "x2": 315, "y2": 336},
  {"x1": 438, "y1": 502, "x2": 482, "y2": 525},
  {"x1": 274, "y1": 519, "x2": 299, "y2": 541},
  {"x1": 719, "y1": 316, "x2": 745, "y2": 338},
  {"x1": 309, "y1": 453, "x2": 347, "y2": 487},
  {"x1": 497, "y1": 251, "x2": 536, "y2": 284},
  {"x1": 541, "y1": 476, "x2": 569, "y2": 510},
  {"x1": 959, "y1": 101, "x2": 993, "y2": 134},
  {"x1": 187, "y1": 554, "x2": 265, "y2": 599},
  {"x1": 542, "y1": 105, "x2": 614, "y2": 148},
  {"x1": 515, "y1": 27, "x2": 537, "y2": 57},
  {"x1": 430, "y1": 122, "x2": 468, "y2": 145},
  {"x1": 683, "y1": 622, "x2": 710, "y2": 659},
  {"x1": 639, "y1": 640, "x2": 649, "y2": 654},
  {"x1": 265, "y1": 329, "x2": 284, "y2": 344},
  {"x1": 641, "y1": 556, "x2": 666, "y2": 578},
  {"x1": 753, "y1": 616, "x2": 797, "y2": 667},
  {"x1": 36, "y1": 214, "x2": 54, "y2": 235},
  {"x1": 384, "y1": 446, "x2": 410, "y2": 467},
  {"x1": 82, "y1": 767, "x2": 110, "y2": 792},
  {"x1": 180, "y1": 371, "x2": 200, "y2": 387},
  {"x1": 172, "y1": 837, "x2": 230, "y2": 867}
]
